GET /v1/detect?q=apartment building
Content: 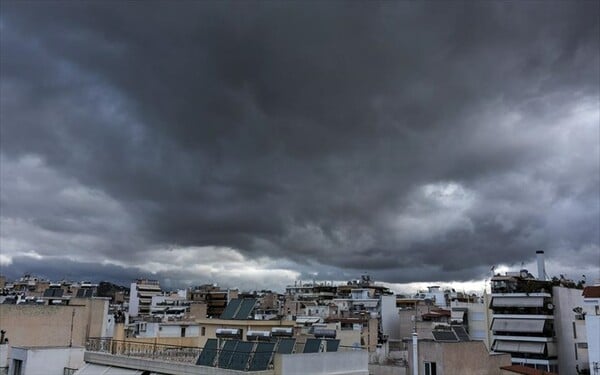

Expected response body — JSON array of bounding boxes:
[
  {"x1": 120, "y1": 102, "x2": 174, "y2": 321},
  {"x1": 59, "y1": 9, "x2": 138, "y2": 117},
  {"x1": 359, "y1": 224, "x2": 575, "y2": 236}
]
[
  {"x1": 583, "y1": 285, "x2": 600, "y2": 375},
  {"x1": 190, "y1": 284, "x2": 238, "y2": 318},
  {"x1": 128, "y1": 279, "x2": 162, "y2": 318},
  {"x1": 489, "y1": 251, "x2": 590, "y2": 373}
]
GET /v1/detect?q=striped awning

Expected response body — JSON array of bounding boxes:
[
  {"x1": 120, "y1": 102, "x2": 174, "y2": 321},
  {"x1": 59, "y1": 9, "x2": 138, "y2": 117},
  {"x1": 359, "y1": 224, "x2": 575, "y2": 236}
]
[
  {"x1": 494, "y1": 340, "x2": 545, "y2": 354},
  {"x1": 492, "y1": 318, "x2": 545, "y2": 333}
]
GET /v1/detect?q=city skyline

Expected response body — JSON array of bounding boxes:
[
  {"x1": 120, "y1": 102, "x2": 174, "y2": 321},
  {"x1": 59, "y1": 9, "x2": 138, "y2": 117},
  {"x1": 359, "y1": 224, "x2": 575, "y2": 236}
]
[{"x1": 1, "y1": 2, "x2": 599, "y2": 292}]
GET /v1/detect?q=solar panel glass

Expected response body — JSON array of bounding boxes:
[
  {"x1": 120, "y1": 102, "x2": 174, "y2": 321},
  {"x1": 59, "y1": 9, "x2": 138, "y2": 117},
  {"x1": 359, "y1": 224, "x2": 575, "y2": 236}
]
[
  {"x1": 196, "y1": 338, "x2": 218, "y2": 366},
  {"x1": 303, "y1": 338, "x2": 322, "y2": 353},
  {"x1": 229, "y1": 341, "x2": 254, "y2": 371},
  {"x1": 276, "y1": 338, "x2": 296, "y2": 354},
  {"x1": 325, "y1": 339, "x2": 340, "y2": 352},
  {"x1": 452, "y1": 326, "x2": 470, "y2": 341},
  {"x1": 218, "y1": 340, "x2": 238, "y2": 368},
  {"x1": 234, "y1": 299, "x2": 256, "y2": 319},
  {"x1": 220, "y1": 299, "x2": 242, "y2": 319},
  {"x1": 432, "y1": 331, "x2": 458, "y2": 342},
  {"x1": 248, "y1": 342, "x2": 275, "y2": 371}
]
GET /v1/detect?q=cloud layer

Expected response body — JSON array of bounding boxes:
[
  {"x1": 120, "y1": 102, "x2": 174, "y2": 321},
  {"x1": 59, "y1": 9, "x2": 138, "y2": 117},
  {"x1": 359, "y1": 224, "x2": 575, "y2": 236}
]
[{"x1": 1, "y1": 2, "x2": 598, "y2": 290}]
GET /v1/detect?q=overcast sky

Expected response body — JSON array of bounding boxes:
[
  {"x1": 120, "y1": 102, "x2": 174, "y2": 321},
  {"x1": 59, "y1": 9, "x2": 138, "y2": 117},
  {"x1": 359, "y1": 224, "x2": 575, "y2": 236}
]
[{"x1": 1, "y1": 1, "x2": 598, "y2": 292}]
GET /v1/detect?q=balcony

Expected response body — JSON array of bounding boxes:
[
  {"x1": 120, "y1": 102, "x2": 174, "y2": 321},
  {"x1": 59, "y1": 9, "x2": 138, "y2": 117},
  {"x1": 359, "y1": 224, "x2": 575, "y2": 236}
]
[{"x1": 86, "y1": 337, "x2": 200, "y2": 363}]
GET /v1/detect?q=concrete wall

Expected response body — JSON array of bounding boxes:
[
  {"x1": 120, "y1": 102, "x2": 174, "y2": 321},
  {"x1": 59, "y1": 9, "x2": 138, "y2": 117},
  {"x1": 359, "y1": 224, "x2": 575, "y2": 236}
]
[
  {"x1": 441, "y1": 341, "x2": 510, "y2": 375},
  {"x1": 381, "y1": 295, "x2": 400, "y2": 340},
  {"x1": 451, "y1": 300, "x2": 490, "y2": 346},
  {"x1": 0, "y1": 305, "x2": 88, "y2": 347},
  {"x1": 338, "y1": 329, "x2": 362, "y2": 349},
  {"x1": 368, "y1": 364, "x2": 407, "y2": 375},
  {"x1": 408, "y1": 340, "x2": 510, "y2": 375},
  {"x1": 585, "y1": 314, "x2": 599, "y2": 374},
  {"x1": 273, "y1": 351, "x2": 368, "y2": 375},
  {"x1": 398, "y1": 304, "x2": 435, "y2": 344},
  {"x1": 128, "y1": 282, "x2": 139, "y2": 317},
  {"x1": 10, "y1": 347, "x2": 84, "y2": 375},
  {"x1": 189, "y1": 303, "x2": 208, "y2": 320},
  {"x1": 553, "y1": 286, "x2": 588, "y2": 375},
  {"x1": 71, "y1": 297, "x2": 110, "y2": 339},
  {"x1": 0, "y1": 299, "x2": 109, "y2": 348},
  {"x1": 0, "y1": 344, "x2": 8, "y2": 369},
  {"x1": 160, "y1": 324, "x2": 200, "y2": 338}
]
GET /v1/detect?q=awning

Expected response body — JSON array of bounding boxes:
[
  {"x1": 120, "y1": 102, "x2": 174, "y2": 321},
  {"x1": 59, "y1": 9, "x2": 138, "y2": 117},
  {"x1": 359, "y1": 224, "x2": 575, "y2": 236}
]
[
  {"x1": 296, "y1": 316, "x2": 321, "y2": 324},
  {"x1": 492, "y1": 297, "x2": 544, "y2": 307},
  {"x1": 491, "y1": 318, "x2": 546, "y2": 333},
  {"x1": 138, "y1": 292, "x2": 158, "y2": 298},
  {"x1": 494, "y1": 340, "x2": 545, "y2": 354},
  {"x1": 74, "y1": 364, "x2": 144, "y2": 375}
]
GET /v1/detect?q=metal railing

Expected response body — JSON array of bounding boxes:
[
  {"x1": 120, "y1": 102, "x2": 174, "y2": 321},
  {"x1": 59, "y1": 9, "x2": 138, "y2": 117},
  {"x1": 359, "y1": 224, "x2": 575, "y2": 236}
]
[
  {"x1": 86, "y1": 337, "x2": 201, "y2": 363},
  {"x1": 86, "y1": 337, "x2": 365, "y2": 367}
]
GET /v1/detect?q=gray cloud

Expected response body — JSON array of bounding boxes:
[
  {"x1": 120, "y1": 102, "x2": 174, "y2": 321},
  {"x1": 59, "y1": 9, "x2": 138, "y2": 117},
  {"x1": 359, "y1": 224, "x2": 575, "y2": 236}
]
[{"x1": 0, "y1": 1, "x2": 598, "y2": 287}]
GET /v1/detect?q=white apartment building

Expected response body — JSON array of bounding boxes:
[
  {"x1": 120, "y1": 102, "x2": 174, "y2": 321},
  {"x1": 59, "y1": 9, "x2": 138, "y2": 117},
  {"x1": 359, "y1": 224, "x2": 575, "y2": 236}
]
[
  {"x1": 583, "y1": 285, "x2": 600, "y2": 375},
  {"x1": 128, "y1": 279, "x2": 162, "y2": 318},
  {"x1": 489, "y1": 251, "x2": 591, "y2": 374}
]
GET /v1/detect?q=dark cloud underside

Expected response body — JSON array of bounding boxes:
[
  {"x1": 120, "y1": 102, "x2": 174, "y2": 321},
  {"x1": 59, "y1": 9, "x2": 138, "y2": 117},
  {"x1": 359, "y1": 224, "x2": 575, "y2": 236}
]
[{"x1": 1, "y1": 1, "x2": 598, "y2": 287}]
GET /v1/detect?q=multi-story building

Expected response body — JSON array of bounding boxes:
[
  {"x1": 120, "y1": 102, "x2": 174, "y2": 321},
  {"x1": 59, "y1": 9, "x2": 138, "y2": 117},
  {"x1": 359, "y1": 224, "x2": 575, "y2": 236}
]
[
  {"x1": 489, "y1": 251, "x2": 589, "y2": 373},
  {"x1": 583, "y1": 285, "x2": 600, "y2": 375},
  {"x1": 189, "y1": 284, "x2": 238, "y2": 318},
  {"x1": 490, "y1": 266, "x2": 558, "y2": 372},
  {"x1": 128, "y1": 279, "x2": 162, "y2": 318},
  {"x1": 553, "y1": 285, "x2": 588, "y2": 374}
]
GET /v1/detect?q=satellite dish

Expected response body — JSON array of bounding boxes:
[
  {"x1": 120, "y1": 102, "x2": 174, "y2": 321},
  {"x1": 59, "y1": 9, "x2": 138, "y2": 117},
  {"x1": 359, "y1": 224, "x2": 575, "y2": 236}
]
[{"x1": 547, "y1": 303, "x2": 554, "y2": 310}]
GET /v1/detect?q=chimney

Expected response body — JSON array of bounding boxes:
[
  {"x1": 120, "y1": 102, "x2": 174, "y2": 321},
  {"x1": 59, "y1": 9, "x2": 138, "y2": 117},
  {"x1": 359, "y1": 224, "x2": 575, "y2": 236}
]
[
  {"x1": 412, "y1": 332, "x2": 419, "y2": 375},
  {"x1": 536, "y1": 250, "x2": 546, "y2": 280}
]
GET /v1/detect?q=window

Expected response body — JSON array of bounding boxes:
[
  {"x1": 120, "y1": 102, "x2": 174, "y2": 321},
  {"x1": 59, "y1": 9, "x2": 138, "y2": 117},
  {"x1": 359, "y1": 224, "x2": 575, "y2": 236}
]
[
  {"x1": 574, "y1": 343, "x2": 578, "y2": 360},
  {"x1": 572, "y1": 321, "x2": 577, "y2": 339},
  {"x1": 577, "y1": 342, "x2": 588, "y2": 349},
  {"x1": 425, "y1": 361, "x2": 437, "y2": 375},
  {"x1": 180, "y1": 327, "x2": 186, "y2": 337},
  {"x1": 12, "y1": 359, "x2": 23, "y2": 375},
  {"x1": 201, "y1": 327, "x2": 206, "y2": 336}
]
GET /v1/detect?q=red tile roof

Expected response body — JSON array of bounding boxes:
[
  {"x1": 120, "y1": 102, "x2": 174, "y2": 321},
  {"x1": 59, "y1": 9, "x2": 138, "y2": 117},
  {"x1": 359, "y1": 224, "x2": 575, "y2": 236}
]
[
  {"x1": 500, "y1": 365, "x2": 558, "y2": 375},
  {"x1": 583, "y1": 286, "x2": 600, "y2": 298}
]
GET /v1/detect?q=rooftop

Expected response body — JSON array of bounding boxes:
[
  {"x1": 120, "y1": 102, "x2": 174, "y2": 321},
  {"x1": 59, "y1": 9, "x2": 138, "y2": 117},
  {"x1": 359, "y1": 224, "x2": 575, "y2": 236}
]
[{"x1": 582, "y1": 285, "x2": 600, "y2": 298}]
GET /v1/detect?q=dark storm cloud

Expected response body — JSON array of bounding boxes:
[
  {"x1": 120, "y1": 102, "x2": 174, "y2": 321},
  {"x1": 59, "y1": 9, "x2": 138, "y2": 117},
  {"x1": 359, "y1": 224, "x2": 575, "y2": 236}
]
[{"x1": 1, "y1": 1, "x2": 598, "y2": 286}]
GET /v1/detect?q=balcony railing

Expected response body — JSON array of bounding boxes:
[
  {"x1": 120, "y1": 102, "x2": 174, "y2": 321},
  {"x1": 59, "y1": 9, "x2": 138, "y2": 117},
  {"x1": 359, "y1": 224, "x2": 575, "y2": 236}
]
[{"x1": 86, "y1": 337, "x2": 201, "y2": 363}]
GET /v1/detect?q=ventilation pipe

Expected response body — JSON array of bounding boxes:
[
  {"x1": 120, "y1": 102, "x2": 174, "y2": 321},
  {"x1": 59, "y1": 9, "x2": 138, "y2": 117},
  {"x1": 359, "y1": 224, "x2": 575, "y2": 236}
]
[
  {"x1": 412, "y1": 332, "x2": 419, "y2": 375},
  {"x1": 536, "y1": 250, "x2": 546, "y2": 280}
]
